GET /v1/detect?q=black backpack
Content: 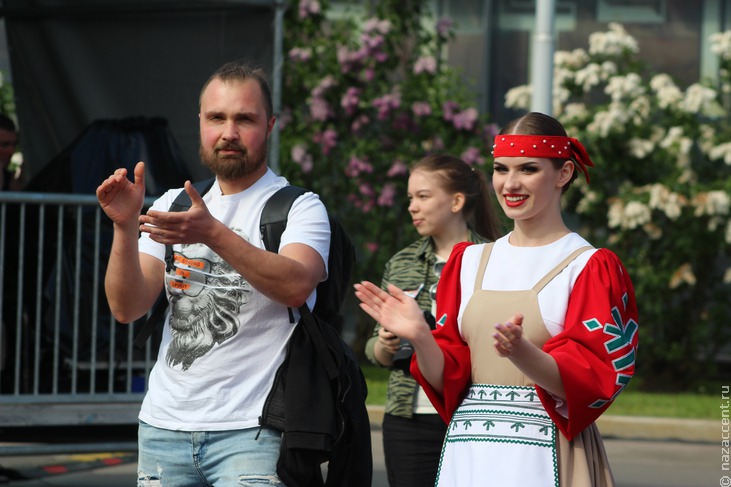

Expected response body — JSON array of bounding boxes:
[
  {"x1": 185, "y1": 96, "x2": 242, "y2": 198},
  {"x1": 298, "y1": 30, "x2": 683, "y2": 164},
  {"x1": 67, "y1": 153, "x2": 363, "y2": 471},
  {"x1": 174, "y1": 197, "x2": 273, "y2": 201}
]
[
  {"x1": 258, "y1": 185, "x2": 372, "y2": 487},
  {"x1": 258, "y1": 185, "x2": 354, "y2": 334}
]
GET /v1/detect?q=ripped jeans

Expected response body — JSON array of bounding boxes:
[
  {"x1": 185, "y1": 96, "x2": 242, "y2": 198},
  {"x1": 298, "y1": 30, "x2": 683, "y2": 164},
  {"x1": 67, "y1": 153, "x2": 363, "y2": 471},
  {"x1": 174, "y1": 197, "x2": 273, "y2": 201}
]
[{"x1": 137, "y1": 421, "x2": 284, "y2": 486}]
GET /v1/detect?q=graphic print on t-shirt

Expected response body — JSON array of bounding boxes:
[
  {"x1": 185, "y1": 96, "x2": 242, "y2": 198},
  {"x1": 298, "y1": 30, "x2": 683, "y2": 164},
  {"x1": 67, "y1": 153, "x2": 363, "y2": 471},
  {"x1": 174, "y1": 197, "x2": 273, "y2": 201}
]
[{"x1": 165, "y1": 238, "x2": 252, "y2": 370}]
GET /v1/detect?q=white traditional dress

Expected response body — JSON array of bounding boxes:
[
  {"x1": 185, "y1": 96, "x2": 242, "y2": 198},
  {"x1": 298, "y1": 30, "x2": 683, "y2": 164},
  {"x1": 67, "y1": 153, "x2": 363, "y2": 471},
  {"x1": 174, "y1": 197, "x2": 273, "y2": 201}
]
[{"x1": 411, "y1": 233, "x2": 639, "y2": 486}]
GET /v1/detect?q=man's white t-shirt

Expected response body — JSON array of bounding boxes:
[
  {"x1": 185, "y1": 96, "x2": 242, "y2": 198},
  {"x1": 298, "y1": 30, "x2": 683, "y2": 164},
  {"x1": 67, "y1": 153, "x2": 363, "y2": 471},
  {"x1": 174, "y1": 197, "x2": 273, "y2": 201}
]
[{"x1": 137, "y1": 168, "x2": 330, "y2": 431}]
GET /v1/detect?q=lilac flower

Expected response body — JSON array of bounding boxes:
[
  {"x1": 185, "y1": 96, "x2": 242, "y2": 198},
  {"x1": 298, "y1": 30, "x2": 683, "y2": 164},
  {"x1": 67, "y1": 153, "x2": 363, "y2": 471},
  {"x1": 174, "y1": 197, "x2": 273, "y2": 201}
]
[
  {"x1": 299, "y1": 0, "x2": 321, "y2": 19},
  {"x1": 414, "y1": 55, "x2": 437, "y2": 75},
  {"x1": 442, "y1": 101, "x2": 459, "y2": 121},
  {"x1": 363, "y1": 18, "x2": 392, "y2": 35},
  {"x1": 341, "y1": 87, "x2": 361, "y2": 115},
  {"x1": 351, "y1": 182, "x2": 375, "y2": 213},
  {"x1": 301, "y1": 158, "x2": 314, "y2": 173},
  {"x1": 452, "y1": 107, "x2": 479, "y2": 131},
  {"x1": 345, "y1": 156, "x2": 374, "y2": 177},
  {"x1": 310, "y1": 97, "x2": 331, "y2": 121},
  {"x1": 291, "y1": 144, "x2": 314, "y2": 173},
  {"x1": 377, "y1": 183, "x2": 397, "y2": 207},
  {"x1": 288, "y1": 47, "x2": 312, "y2": 62},
  {"x1": 392, "y1": 112, "x2": 414, "y2": 132},
  {"x1": 291, "y1": 144, "x2": 307, "y2": 164},
  {"x1": 483, "y1": 122, "x2": 500, "y2": 141},
  {"x1": 359, "y1": 182, "x2": 376, "y2": 197},
  {"x1": 460, "y1": 146, "x2": 484, "y2": 166},
  {"x1": 351, "y1": 114, "x2": 370, "y2": 133},
  {"x1": 372, "y1": 92, "x2": 402, "y2": 120},
  {"x1": 387, "y1": 160, "x2": 408, "y2": 177},
  {"x1": 436, "y1": 17, "x2": 454, "y2": 37},
  {"x1": 278, "y1": 108, "x2": 293, "y2": 130},
  {"x1": 362, "y1": 33, "x2": 385, "y2": 51},
  {"x1": 313, "y1": 129, "x2": 338, "y2": 155},
  {"x1": 312, "y1": 75, "x2": 337, "y2": 98},
  {"x1": 338, "y1": 46, "x2": 368, "y2": 73},
  {"x1": 422, "y1": 137, "x2": 445, "y2": 152},
  {"x1": 360, "y1": 68, "x2": 376, "y2": 82},
  {"x1": 412, "y1": 102, "x2": 432, "y2": 117}
]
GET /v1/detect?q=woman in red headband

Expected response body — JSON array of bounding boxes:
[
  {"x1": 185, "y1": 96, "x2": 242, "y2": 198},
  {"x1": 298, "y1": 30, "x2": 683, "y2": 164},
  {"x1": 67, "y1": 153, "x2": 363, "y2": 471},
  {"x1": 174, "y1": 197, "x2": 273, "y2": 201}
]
[{"x1": 355, "y1": 112, "x2": 638, "y2": 486}]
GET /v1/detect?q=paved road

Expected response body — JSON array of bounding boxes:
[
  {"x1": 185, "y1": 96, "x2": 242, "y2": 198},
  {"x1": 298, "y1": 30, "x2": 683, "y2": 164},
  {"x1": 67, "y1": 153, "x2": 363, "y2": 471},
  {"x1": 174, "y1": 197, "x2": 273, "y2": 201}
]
[{"x1": 0, "y1": 429, "x2": 721, "y2": 486}]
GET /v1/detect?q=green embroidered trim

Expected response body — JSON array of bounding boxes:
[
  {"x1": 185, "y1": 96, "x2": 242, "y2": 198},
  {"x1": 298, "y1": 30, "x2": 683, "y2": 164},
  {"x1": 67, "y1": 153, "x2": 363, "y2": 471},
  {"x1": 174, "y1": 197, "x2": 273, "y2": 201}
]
[
  {"x1": 435, "y1": 385, "x2": 560, "y2": 486},
  {"x1": 447, "y1": 408, "x2": 554, "y2": 447}
]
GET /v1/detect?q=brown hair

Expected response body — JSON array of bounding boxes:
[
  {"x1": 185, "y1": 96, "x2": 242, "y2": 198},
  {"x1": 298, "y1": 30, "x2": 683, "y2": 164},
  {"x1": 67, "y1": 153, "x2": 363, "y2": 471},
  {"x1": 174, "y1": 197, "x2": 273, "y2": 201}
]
[
  {"x1": 199, "y1": 60, "x2": 273, "y2": 120},
  {"x1": 499, "y1": 112, "x2": 578, "y2": 192},
  {"x1": 411, "y1": 154, "x2": 502, "y2": 241}
]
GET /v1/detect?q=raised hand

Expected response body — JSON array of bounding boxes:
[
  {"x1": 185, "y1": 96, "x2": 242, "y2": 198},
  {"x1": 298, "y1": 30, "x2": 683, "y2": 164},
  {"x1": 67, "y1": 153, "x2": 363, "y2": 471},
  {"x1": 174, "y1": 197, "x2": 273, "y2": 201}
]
[
  {"x1": 96, "y1": 161, "x2": 146, "y2": 226},
  {"x1": 138, "y1": 180, "x2": 218, "y2": 246},
  {"x1": 354, "y1": 281, "x2": 429, "y2": 342},
  {"x1": 493, "y1": 313, "x2": 524, "y2": 357}
]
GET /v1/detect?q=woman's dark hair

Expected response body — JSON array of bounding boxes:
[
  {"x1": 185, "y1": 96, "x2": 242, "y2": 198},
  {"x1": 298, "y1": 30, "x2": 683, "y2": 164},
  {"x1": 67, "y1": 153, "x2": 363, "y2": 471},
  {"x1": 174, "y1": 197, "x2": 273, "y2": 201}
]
[
  {"x1": 499, "y1": 111, "x2": 578, "y2": 192},
  {"x1": 411, "y1": 154, "x2": 502, "y2": 241}
]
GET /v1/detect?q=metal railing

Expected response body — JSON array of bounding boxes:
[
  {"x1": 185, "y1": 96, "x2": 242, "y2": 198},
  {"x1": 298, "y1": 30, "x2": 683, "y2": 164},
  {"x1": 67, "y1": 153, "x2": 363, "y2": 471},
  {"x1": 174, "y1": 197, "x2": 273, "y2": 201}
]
[{"x1": 0, "y1": 191, "x2": 157, "y2": 452}]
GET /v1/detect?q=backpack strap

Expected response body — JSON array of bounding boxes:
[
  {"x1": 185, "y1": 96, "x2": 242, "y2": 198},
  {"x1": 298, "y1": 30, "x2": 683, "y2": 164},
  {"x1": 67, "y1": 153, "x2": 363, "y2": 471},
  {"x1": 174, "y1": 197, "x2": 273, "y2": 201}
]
[
  {"x1": 260, "y1": 185, "x2": 307, "y2": 324},
  {"x1": 260, "y1": 185, "x2": 340, "y2": 379},
  {"x1": 260, "y1": 185, "x2": 307, "y2": 252},
  {"x1": 133, "y1": 177, "x2": 215, "y2": 349}
]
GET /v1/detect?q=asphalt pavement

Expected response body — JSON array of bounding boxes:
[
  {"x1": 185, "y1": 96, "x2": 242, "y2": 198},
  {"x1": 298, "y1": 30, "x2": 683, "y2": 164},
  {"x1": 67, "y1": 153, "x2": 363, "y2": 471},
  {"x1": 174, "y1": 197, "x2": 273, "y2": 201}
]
[{"x1": 0, "y1": 410, "x2": 722, "y2": 486}]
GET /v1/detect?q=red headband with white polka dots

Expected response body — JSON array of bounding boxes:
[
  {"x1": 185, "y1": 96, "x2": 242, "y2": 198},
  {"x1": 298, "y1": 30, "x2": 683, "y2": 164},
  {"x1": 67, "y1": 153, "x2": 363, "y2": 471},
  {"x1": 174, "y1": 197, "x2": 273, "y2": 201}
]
[{"x1": 491, "y1": 135, "x2": 595, "y2": 183}]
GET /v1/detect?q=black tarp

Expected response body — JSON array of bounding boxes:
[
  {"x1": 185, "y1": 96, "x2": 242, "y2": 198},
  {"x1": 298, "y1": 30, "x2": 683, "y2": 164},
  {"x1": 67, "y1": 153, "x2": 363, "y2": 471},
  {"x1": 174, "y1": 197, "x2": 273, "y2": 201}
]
[{"x1": 1, "y1": 0, "x2": 277, "y2": 183}]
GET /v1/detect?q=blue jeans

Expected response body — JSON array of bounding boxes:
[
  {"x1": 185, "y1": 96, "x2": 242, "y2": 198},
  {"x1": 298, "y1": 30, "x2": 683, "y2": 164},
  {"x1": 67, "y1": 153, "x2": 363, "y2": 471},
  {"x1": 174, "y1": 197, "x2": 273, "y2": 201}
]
[{"x1": 137, "y1": 421, "x2": 284, "y2": 486}]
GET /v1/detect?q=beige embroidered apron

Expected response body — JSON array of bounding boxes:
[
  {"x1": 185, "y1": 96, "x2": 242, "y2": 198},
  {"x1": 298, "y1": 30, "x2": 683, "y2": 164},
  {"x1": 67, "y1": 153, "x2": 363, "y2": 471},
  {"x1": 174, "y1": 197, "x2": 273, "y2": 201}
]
[{"x1": 435, "y1": 243, "x2": 614, "y2": 487}]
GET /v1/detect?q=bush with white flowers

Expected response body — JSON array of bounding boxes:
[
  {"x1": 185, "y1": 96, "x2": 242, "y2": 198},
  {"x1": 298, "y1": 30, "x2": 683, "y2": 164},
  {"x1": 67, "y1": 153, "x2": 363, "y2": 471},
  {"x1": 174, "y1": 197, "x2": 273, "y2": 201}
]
[{"x1": 506, "y1": 23, "x2": 731, "y2": 390}]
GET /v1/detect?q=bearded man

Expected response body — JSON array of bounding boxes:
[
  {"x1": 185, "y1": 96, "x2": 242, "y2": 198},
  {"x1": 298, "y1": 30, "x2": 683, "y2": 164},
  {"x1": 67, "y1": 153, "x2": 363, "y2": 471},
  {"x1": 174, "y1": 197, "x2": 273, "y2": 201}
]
[{"x1": 97, "y1": 61, "x2": 330, "y2": 485}]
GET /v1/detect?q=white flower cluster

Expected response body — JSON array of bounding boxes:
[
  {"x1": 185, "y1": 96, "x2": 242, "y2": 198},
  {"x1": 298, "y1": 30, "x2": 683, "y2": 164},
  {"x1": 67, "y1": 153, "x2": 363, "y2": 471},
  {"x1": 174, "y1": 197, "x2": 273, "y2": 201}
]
[
  {"x1": 708, "y1": 142, "x2": 731, "y2": 165},
  {"x1": 605, "y1": 72, "x2": 644, "y2": 102},
  {"x1": 588, "y1": 23, "x2": 639, "y2": 56},
  {"x1": 650, "y1": 74, "x2": 683, "y2": 109},
  {"x1": 627, "y1": 137, "x2": 655, "y2": 159},
  {"x1": 679, "y1": 84, "x2": 720, "y2": 115},
  {"x1": 504, "y1": 85, "x2": 532, "y2": 109},
  {"x1": 587, "y1": 104, "x2": 631, "y2": 137},
  {"x1": 659, "y1": 126, "x2": 693, "y2": 176},
  {"x1": 645, "y1": 183, "x2": 686, "y2": 220},
  {"x1": 554, "y1": 48, "x2": 589, "y2": 69},
  {"x1": 693, "y1": 190, "x2": 730, "y2": 217},
  {"x1": 560, "y1": 102, "x2": 590, "y2": 122},
  {"x1": 650, "y1": 75, "x2": 721, "y2": 116},
  {"x1": 573, "y1": 62, "x2": 610, "y2": 92},
  {"x1": 576, "y1": 189, "x2": 598, "y2": 214},
  {"x1": 710, "y1": 31, "x2": 731, "y2": 60},
  {"x1": 692, "y1": 190, "x2": 731, "y2": 232},
  {"x1": 607, "y1": 198, "x2": 652, "y2": 230},
  {"x1": 607, "y1": 184, "x2": 687, "y2": 238},
  {"x1": 669, "y1": 263, "x2": 696, "y2": 289},
  {"x1": 697, "y1": 124, "x2": 717, "y2": 154}
]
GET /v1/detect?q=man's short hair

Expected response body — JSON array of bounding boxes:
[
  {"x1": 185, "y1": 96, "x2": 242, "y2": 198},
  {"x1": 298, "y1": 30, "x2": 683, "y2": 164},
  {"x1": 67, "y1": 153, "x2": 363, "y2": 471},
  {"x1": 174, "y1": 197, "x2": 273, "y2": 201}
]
[{"x1": 199, "y1": 61, "x2": 273, "y2": 120}]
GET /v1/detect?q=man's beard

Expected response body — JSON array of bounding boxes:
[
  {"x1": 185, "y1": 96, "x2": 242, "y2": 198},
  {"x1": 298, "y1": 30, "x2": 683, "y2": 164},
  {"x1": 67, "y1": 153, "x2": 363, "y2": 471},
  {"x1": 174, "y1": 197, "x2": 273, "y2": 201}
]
[{"x1": 199, "y1": 141, "x2": 267, "y2": 180}]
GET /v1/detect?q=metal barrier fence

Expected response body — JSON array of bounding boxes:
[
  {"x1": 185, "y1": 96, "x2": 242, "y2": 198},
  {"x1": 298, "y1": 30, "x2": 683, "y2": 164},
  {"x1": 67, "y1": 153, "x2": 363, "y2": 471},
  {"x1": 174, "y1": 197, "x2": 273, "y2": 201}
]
[{"x1": 0, "y1": 191, "x2": 157, "y2": 453}]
